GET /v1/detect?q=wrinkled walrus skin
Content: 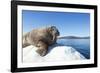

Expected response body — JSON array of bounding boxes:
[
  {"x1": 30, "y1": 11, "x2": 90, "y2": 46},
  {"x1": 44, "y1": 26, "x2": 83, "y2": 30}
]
[{"x1": 23, "y1": 26, "x2": 60, "y2": 56}]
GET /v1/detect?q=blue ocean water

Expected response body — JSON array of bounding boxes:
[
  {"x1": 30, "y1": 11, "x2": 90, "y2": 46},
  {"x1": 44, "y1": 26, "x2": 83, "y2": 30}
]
[{"x1": 57, "y1": 39, "x2": 90, "y2": 59}]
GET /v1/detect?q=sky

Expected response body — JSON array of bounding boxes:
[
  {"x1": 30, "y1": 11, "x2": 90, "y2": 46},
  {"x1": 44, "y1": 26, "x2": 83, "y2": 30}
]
[{"x1": 22, "y1": 10, "x2": 90, "y2": 37}]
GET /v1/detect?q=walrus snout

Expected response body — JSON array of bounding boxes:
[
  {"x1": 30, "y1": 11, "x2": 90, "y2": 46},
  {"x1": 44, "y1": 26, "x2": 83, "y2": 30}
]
[{"x1": 56, "y1": 30, "x2": 60, "y2": 36}]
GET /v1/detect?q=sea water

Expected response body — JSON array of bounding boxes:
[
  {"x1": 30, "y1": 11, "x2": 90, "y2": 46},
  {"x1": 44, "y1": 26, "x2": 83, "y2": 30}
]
[{"x1": 57, "y1": 39, "x2": 90, "y2": 59}]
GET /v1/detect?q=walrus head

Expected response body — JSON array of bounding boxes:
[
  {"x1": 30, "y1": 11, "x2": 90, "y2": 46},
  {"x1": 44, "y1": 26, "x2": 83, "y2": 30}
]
[
  {"x1": 48, "y1": 26, "x2": 59, "y2": 35},
  {"x1": 50, "y1": 26, "x2": 60, "y2": 36},
  {"x1": 47, "y1": 26, "x2": 60, "y2": 45}
]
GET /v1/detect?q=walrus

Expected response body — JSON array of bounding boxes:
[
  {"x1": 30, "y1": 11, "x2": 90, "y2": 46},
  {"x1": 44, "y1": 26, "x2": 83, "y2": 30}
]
[{"x1": 22, "y1": 26, "x2": 60, "y2": 56}]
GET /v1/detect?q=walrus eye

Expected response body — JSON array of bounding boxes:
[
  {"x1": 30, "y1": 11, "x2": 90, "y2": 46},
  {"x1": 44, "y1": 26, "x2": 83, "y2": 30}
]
[
  {"x1": 51, "y1": 26, "x2": 56, "y2": 31},
  {"x1": 52, "y1": 28, "x2": 54, "y2": 31}
]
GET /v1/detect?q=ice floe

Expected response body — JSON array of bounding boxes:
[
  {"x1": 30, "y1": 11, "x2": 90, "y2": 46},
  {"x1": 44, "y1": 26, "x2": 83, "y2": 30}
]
[{"x1": 23, "y1": 44, "x2": 86, "y2": 63}]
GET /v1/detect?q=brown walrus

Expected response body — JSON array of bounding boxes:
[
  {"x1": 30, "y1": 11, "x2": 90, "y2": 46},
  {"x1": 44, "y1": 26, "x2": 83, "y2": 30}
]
[{"x1": 22, "y1": 26, "x2": 60, "y2": 56}]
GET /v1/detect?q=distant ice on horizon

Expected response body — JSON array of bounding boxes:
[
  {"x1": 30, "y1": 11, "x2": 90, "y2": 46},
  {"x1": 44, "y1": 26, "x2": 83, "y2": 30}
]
[{"x1": 23, "y1": 44, "x2": 86, "y2": 63}]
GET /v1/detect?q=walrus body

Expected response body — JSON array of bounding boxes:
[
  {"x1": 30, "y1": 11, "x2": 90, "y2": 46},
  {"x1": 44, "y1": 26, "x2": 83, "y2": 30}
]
[{"x1": 23, "y1": 26, "x2": 60, "y2": 56}]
